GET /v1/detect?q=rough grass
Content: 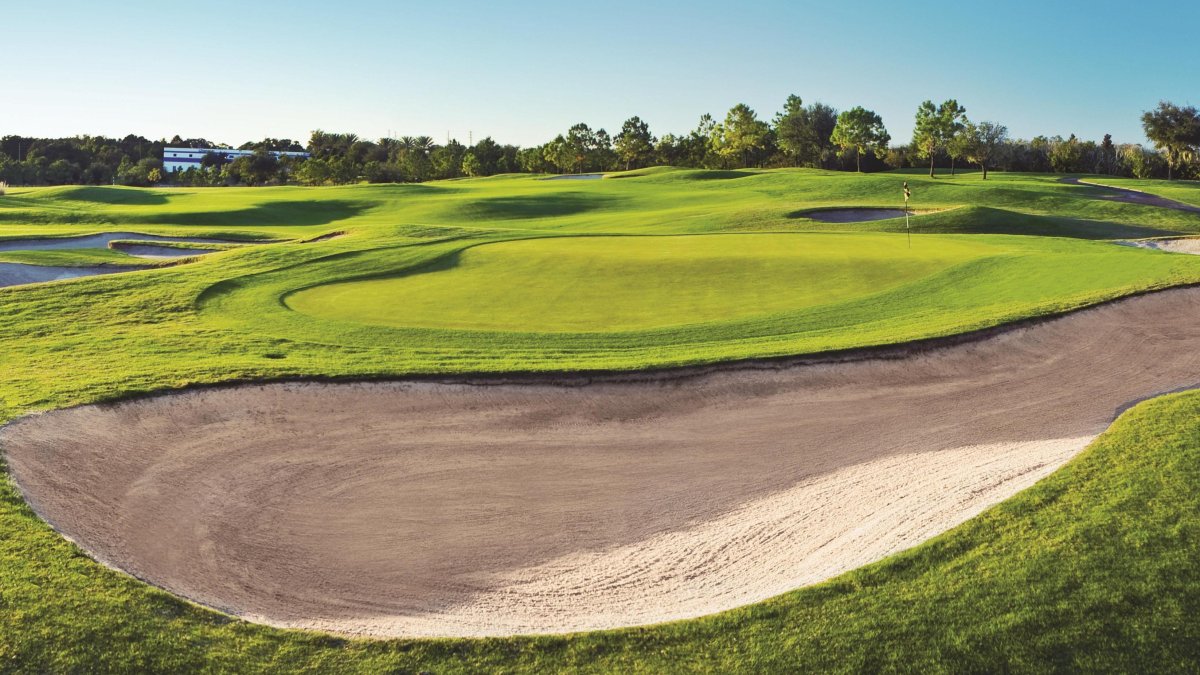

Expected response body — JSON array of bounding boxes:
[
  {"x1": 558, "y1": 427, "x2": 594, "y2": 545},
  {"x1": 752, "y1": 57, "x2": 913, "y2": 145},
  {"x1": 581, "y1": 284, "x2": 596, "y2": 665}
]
[{"x1": 1, "y1": 169, "x2": 1200, "y2": 672}]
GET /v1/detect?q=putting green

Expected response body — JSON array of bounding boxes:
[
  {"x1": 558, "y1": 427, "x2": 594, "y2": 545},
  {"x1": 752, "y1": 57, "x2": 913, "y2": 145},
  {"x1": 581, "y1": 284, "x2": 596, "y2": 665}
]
[{"x1": 285, "y1": 233, "x2": 989, "y2": 332}]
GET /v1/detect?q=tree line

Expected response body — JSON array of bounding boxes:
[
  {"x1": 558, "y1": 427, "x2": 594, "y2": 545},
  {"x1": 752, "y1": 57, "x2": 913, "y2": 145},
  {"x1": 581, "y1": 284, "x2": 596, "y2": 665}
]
[{"x1": 2, "y1": 98, "x2": 1198, "y2": 187}]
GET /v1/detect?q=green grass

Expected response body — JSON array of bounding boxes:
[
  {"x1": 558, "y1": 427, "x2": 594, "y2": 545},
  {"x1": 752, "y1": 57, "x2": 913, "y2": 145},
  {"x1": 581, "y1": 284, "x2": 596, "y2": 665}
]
[
  {"x1": 1074, "y1": 175, "x2": 1200, "y2": 209},
  {"x1": 286, "y1": 233, "x2": 988, "y2": 332},
  {"x1": 215, "y1": 232, "x2": 1200, "y2": 369},
  {"x1": 1, "y1": 168, "x2": 1199, "y2": 672},
  {"x1": 0, "y1": 247, "x2": 162, "y2": 267}
]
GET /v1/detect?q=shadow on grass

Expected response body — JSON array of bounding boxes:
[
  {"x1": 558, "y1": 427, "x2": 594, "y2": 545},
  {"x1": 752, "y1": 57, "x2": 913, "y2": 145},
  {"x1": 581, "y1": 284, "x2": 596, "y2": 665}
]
[
  {"x1": 456, "y1": 192, "x2": 624, "y2": 220},
  {"x1": 786, "y1": 205, "x2": 1179, "y2": 240},
  {"x1": 39, "y1": 186, "x2": 171, "y2": 206},
  {"x1": 675, "y1": 169, "x2": 758, "y2": 180},
  {"x1": 127, "y1": 200, "x2": 371, "y2": 227}
]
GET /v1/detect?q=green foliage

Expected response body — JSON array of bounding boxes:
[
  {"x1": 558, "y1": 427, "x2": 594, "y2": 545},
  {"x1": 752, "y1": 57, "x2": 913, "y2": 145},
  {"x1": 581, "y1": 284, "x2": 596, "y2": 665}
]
[
  {"x1": 712, "y1": 103, "x2": 772, "y2": 168},
  {"x1": 461, "y1": 152, "x2": 482, "y2": 177},
  {"x1": 773, "y1": 96, "x2": 839, "y2": 169},
  {"x1": 1141, "y1": 101, "x2": 1200, "y2": 180},
  {"x1": 831, "y1": 107, "x2": 890, "y2": 172},
  {"x1": 913, "y1": 99, "x2": 968, "y2": 177},
  {"x1": 614, "y1": 116, "x2": 655, "y2": 171},
  {"x1": 1122, "y1": 145, "x2": 1169, "y2": 179},
  {"x1": 961, "y1": 121, "x2": 1009, "y2": 179}
]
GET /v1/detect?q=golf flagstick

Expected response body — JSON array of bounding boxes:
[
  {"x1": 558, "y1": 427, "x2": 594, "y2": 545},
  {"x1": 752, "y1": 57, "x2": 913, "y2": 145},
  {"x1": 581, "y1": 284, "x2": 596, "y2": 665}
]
[{"x1": 903, "y1": 181, "x2": 911, "y2": 248}]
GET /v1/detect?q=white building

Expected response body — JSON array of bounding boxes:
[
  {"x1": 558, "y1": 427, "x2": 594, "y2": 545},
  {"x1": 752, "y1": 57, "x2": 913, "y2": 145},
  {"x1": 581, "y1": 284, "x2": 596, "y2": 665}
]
[{"x1": 162, "y1": 147, "x2": 310, "y2": 173}]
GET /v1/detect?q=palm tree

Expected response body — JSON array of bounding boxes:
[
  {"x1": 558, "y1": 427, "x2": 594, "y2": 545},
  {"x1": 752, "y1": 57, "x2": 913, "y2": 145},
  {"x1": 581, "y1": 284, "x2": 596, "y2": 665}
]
[{"x1": 413, "y1": 136, "x2": 436, "y2": 156}]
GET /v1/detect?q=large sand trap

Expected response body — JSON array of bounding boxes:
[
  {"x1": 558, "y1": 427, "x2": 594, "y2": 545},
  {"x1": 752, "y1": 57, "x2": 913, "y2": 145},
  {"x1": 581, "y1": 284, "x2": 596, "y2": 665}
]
[
  {"x1": 0, "y1": 262, "x2": 151, "y2": 289},
  {"x1": 0, "y1": 232, "x2": 242, "y2": 252},
  {"x1": 3, "y1": 287, "x2": 1200, "y2": 637}
]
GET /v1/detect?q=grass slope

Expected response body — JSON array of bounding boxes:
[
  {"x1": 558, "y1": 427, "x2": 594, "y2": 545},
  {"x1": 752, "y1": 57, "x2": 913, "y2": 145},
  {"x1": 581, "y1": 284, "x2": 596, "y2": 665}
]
[
  {"x1": 285, "y1": 233, "x2": 987, "y2": 332},
  {"x1": 224, "y1": 232, "x2": 1200, "y2": 368},
  {"x1": 1, "y1": 170, "x2": 1199, "y2": 671}
]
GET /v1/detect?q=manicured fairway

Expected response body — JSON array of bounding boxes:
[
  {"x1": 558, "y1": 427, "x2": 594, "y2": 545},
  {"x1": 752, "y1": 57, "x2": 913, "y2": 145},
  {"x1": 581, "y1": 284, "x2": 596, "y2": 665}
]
[{"x1": 2, "y1": 169, "x2": 1200, "y2": 672}]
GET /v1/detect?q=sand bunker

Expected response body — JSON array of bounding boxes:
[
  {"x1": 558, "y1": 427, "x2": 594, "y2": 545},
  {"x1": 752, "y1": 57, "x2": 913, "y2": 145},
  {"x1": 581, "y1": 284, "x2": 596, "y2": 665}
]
[
  {"x1": 0, "y1": 262, "x2": 151, "y2": 289},
  {"x1": 1120, "y1": 238, "x2": 1200, "y2": 255},
  {"x1": 3, "y1": 287, "x2": 1200, "y2": 637},
  {"x1": 805, "y1": 208, "x2": 918, "y2": 223},
  {"x1": 0, "y1": 232, "x2": 242, "y2": 253}
]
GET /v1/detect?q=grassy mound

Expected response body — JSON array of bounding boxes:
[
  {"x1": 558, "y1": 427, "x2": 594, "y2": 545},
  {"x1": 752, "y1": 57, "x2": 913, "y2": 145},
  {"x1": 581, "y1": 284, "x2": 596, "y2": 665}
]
[
  {"x1": 234, "y1": 233, "x2": 1200, "y2": 368},
  {"x1": 285, "y1": 233, "x2": 985, "y2": 332}
]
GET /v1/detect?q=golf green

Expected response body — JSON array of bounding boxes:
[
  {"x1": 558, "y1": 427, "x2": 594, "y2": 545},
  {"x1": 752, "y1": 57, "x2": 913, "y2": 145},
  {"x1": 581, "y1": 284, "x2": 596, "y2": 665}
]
[{"x1": 285, "y1": 233, "x2": 987, "y2": 332}]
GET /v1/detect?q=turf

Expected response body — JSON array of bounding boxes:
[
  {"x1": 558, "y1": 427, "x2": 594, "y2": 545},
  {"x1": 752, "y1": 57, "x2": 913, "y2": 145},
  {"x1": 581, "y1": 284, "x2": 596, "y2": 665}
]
[
  {"x1": 285, "y1": 233, "x2": 988, "y2": 332},
  {"x1": 1, "y1": 168, "x2": 1199, "y2": 672},
  {"x1": 1074, "y1": 175, "x2": 1200, "y2": 209},
  {"x1": 0, "y1": 247, "x2": 163, "y2": 267}
]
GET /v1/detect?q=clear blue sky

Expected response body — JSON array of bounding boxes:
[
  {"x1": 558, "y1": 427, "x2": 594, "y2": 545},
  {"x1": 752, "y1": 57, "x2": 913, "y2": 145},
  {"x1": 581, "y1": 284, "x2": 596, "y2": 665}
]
[{"x1": 5, "y1": 0, "x2": 1198, "y2": 147}]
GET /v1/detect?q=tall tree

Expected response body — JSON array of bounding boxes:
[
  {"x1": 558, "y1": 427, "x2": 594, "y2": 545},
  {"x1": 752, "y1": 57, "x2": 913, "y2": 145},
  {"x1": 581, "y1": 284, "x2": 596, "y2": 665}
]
[
  {"x1": 962, "y1": 121, "x2": 1008, "y2": 180},
  {"x1": 614, "y1": 116, "x2": 655, "y2": 170},
  {"x1": 1100, "y1": 134, "x2": 1116, "y2": 174},
  {"x1": 688, "y1": 114, "x2": 717, "y2": 167},
  {"x1": 543, "y1": 135, "x2": 573, "y2": 174},
  {"x1": 714, "y1": 104, "x2": 771, "y2": 168},
  {"x1": 1141, "y1": 101, "x2": 1200, "y2": 180},
  {"x1": 804, "y1": 102, "x2": 839, "y2": 169},
  {"x1": 913, "y1": 99, "x2": 967, "y2": 177},
  {"x1": 773, "y1": 97, "x2": 837, "y2": 168},
  {"x1": 947, "y1": 123, "x2": 971, "y2": 176},
  {"x1": 773, "y1": 95, "x2": 808, "y2": 167},
  {"x1": 565, "y1": 123, "x2": 598, "y2": 173},
  {"x1": 469, "y1": 137, "x2": 503, "y2": 175},
  {"x1": 913, "y1": 101, "x2": 942, "y2": 177},
  {"x1": 831, "y1": 107, "x2": 890, "y2": 172},
  {"x1": 942, "y1": 100, "x2": 968, "y2": 175}
]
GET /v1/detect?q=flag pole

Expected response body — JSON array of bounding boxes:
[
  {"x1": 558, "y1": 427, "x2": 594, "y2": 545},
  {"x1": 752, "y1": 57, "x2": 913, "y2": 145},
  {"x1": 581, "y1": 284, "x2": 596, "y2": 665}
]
[{"x1": 903, "y1": 181, "x2": 911, "y2": 248}]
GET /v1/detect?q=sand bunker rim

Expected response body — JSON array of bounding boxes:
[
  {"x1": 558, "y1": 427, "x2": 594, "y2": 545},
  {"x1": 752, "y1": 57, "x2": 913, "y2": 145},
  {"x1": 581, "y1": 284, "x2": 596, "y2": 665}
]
[
  {"x1": 4, "y1": 286, "x2": 1199, "y2": 638},
  {"x1": 0, "y1": 262, "x2": 154, "y2": 289},
  {"x1": 804, "y1": 208, "x2": 919, "y2": 223},
  {"x1": 0, "y1": 232, "x2": 251, "y2": 252}
]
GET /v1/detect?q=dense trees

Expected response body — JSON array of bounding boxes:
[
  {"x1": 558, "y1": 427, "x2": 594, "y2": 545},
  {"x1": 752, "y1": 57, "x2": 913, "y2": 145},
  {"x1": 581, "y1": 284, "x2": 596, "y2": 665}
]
[
  {"x1": 1141, "y1": 101, "x2": 1200, "y2": 180},
  {"x1": 774, "y1": 97, "x2": 839, "y2": 169},
  {"x1": 712, "y1": 104, "x2": 772, "y2": 168},
  {"x1": 0, "y1": 134, "x2": 164, "y2": 186},
  {"x1": 831, "y1": 107, "x2": 890, "y2": 172},
  {"x1": 2, "y1": 99, "x2": 1196, "y2": 187},
  {"x1": 614, "y1": 116, "x2": 655, "y2": 170}
]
